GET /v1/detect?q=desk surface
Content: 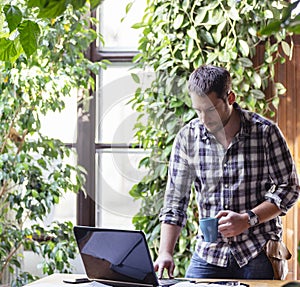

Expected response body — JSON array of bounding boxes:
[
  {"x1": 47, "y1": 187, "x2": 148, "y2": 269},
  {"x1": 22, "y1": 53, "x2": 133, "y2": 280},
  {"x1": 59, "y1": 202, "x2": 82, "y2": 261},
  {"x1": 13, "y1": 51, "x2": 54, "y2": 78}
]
[{"x1": 25, "y1": 273, "x2": 300, "y2": 287}]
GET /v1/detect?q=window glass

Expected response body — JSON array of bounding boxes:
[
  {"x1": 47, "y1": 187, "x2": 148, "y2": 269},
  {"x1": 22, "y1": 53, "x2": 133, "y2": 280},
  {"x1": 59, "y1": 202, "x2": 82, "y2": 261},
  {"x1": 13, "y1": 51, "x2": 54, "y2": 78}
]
[
  {"x1": 38, "y1": 93, "x2": 78, "y2": 224},
  {"x1": 97, "y1": 63, "x2": 152, "y2": 144},
  {"x1": 99, "y1": 0, "x2": 146, "y2": 51},
  {"x1": 96, "y1": 149, "x2": 148, "y2": 228},
  {"x1": 39, "y1": 92, "x2": 77, "y2": 143}
]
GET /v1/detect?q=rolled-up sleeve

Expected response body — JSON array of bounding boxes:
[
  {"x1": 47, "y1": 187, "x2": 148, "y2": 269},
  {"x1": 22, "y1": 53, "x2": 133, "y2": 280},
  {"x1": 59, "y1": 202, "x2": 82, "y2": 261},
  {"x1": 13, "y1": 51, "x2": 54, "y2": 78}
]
[
  {"x1": 265, "y1": 124, "x2": 300, "y2": 214},
  {"x1": 159, "y1": 128, "x2": 194, "y2": 227}
]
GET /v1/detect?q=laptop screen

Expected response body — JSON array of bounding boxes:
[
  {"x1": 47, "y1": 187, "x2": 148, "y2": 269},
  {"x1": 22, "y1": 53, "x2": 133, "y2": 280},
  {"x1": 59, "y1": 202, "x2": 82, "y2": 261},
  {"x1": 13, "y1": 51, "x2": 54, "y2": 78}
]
[{"x1": 74, "y1": 226, "x2": 159, "y2": 287}]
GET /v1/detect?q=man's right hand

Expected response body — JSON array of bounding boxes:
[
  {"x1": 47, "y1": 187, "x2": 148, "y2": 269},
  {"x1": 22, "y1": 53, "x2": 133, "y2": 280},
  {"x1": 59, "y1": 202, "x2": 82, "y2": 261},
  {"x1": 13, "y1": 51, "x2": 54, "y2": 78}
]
[
  {"x1": 154, "y1": 223, "x2": 182, "y2": 279},
  {"x1": 153, "y1": 252, "x2": 175, "y2": 279}
]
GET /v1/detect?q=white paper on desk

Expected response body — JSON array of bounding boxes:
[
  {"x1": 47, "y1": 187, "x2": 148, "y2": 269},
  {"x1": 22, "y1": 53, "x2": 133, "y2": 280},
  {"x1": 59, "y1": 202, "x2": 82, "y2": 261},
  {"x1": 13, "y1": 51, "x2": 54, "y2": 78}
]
[
  {"x1": 171, "y1": 283, "x2": 239, "y2": 287},
  {"x1": 61, "y1": 282, "x2": 111, "y2": 287},
  {"x1": 30, "y1": 280, "x2": 111, "y2": 287},
  {"x1": 75, "y1": 282, "x2": 112, "y2": 287}
]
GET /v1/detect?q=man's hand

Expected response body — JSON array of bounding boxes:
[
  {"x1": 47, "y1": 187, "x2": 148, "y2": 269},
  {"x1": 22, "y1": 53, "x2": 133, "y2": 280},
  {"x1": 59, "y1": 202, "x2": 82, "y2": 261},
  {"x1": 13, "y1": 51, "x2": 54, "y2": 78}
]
[
  {"x1": 153, "y1": 252, "x2": 175, "y2": 279},
  {"x1": 216, "y1": 210, "x2": 249, "y2": 238},
  {"x1": 154, "y1": 223, "x2": 181, "y2": 279}
]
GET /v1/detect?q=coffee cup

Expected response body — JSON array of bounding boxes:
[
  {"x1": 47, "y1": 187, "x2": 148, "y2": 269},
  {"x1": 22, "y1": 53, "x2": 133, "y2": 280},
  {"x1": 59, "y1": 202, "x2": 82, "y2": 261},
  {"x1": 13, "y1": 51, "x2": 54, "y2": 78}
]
[{"x1": 199, "y1": 217, "x2": 219, "y2": 242}]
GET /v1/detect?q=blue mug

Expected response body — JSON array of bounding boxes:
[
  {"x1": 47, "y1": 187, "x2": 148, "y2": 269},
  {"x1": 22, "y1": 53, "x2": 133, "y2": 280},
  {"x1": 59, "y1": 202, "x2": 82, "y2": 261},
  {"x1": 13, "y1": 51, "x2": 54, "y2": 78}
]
[{"x1": 199, "y1": 217, "x2": 219, "y2": 242}]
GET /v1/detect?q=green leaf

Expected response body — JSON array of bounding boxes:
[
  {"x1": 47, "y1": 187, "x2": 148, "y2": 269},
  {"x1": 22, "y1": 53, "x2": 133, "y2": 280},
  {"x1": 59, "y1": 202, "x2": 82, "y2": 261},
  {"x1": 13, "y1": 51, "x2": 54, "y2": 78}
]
[
  {"x1": 18, "y1": 20, "x2": 40, "y2": 57},
  {"x1": 131, "y1": 73, "x2": 140, "y2": 84},
  {"x1": 55, "y1": 249, "x2": 64, "y2": 262},
  {"x1": 281, "y1": 41, "x2": 291, "y2": 57},
  {"x1": 238, "y1": 57, "x2": 253, "y2": 67},
  {"x1": 194, "y1": 8, "x2": 207, "y2": 25},
  {"x1": 206, "y1": 52, "x2": 218, "y2": 64},
  {"x1": 228, "y1": 6, "x2": 240, "y2": 21},
  {"x1": 32, "y1": 0, "x2": 67, "y2": 18},
  {"x1": 125, "y1": 2, "x2": 134, "y2": 14},
  {"x1": 70, "y1": 0, "x2": 86, "y2": 10},
  {"x1": 238, "y1": 39, "x2": 249, "y2": 57},
  {"x1": 250, "y1": 89, "x2": 265, "y2": 99},
  {"x1": 174, "y1": 14, "x2": 184, "y2": 30},
  {"x1": 90, "y1": 0, "x2": 104, "y2": 10},
  {"x1": 187, "y1": 26, "x2": 198, "y2": 40},
  {"x1": 258, "y1": 20, "x2": 281, "y2": 36},
  {"x1": 182, "y1": 0, "x2": 190, "y2": 11},
  {"x1": 272, "y1": 97, "x2": 280, "y2": 108},
  {"x1": 187, "y1": 38, "x2": 194, "y2": 57},
  {"x1": 182, "y1": 109, "x2": 196, "y2": 122},
  {"x1": 253, "y1": 72, "x2": 262, "y2": 89},
  {"x1": 286, "y1": 15, "x2": 300, "y2": 34},
  {"x1": 0, "y1": 38, "x2": 17, "y2": 61},
  {"x1": 274, "y1": 82, "x2": 286, "y2": 95},
  {"x1": 3, "y1": 5, "x2": 22, "y2": 32}
]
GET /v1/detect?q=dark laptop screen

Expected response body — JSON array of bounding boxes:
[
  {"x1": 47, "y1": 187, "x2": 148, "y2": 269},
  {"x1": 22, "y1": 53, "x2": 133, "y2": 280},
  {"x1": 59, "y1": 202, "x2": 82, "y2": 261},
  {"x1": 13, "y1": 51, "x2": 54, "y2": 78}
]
[{"x1": 74, "y1": 226, "x2": 159, "y2": 287}]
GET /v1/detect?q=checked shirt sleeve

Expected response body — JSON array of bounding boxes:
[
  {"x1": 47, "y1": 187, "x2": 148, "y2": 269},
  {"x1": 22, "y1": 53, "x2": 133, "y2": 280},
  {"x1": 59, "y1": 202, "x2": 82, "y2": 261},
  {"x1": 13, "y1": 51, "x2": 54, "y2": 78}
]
[
  {"x1": 159, "y1": 127, "x2": 195, "y2": 227},
  {"x1": 265, "y1": 124, "x2": 300, "y2": 214}
]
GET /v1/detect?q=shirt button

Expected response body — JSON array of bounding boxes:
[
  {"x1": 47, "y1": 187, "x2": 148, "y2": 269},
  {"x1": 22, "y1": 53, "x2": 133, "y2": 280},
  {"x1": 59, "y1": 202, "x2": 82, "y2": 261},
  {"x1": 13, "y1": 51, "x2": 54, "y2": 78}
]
[
  {"x1": 224, "y1": 205, "x2": 229, "y2": 209},
  {"x1": 224, "y1": 184, "x2": 229, "y2": 188}
]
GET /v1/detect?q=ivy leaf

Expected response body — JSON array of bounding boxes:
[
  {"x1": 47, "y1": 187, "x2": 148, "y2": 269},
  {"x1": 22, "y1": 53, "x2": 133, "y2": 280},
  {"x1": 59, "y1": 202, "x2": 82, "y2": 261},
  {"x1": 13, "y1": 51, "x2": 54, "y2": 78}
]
[
  {"x1": 253, "y1": 72, "x2": 262, "y2": 89},
  {"x1": 174, "y1": 14, "x2": 184, "y2": 30},
  {"x1": 272, "y1": 97, "x2": 280, "y2": 109},
  {"x1": 238, "y1": 39, "x2": 249, "y2": 57},
  {"x1": 187, "y1": 26, "x2": 198, "y2": 40},
  {"x1": 228, "y1": 6, "x2": 240, "y2": 21},
  {"x1": 274, "y1": 82, "x2": 287, "y2": 95},
  {"x1": 18, "y1": 20, "x2": 40, "y2": 58},
  {"x1": 238, "y1": 57, "x2": 253, "y2": 67},
  {"x1": 281, "y1": 41, "x2": 291, "y2": 57},
  {"x1": 3, "y1": 5, "x2": 22, "y2": 32},
  {"x1": 250, "y1": 89, "x2": 265, "y2": 99},
  {"x1": 206, "y1": 53, "x2": 218, "y2": 64},
  {"x1": 194, "y1": 8, "x2": 207, "y2": 26},
  {"x1": 187, "y1": 38, "x2": 194, "y2": 57}
]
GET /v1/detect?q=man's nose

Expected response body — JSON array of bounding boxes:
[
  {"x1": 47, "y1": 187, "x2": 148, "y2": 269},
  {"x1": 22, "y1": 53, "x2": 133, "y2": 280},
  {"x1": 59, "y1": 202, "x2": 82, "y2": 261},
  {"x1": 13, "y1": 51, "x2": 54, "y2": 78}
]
[{"x1": 200, "y1": 111, "x2": 211, "y2": 124}]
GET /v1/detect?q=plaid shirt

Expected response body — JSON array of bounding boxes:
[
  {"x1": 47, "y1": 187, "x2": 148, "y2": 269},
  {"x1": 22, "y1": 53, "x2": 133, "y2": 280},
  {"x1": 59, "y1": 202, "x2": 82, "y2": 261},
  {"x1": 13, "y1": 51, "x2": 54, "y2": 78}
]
[{"x1": 159, "y1": 104, "x2": 299, "y2": 267}]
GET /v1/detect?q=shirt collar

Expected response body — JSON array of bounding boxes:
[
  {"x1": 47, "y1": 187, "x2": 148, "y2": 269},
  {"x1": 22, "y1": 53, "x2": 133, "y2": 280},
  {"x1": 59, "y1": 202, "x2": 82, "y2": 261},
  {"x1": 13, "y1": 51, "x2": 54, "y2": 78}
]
[{"x1": 200, "y1": 102, "x2": 251, "y2": 143}]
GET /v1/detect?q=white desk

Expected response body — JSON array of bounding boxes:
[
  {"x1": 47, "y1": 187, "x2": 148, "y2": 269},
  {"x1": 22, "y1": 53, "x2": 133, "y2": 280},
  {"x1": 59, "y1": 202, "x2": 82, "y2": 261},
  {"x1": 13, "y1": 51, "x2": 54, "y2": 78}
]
[{"x1": 24, "y1": 273, "x2": 300, "y2": 287}]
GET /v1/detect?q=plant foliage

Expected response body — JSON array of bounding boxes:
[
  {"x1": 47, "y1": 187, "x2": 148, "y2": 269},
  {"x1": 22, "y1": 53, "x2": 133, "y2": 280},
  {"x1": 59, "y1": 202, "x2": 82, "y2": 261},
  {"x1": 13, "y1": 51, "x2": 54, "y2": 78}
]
[
  {"x1": 129, "y1": 0, "x2": 297, "y2": 277},
  {"x1": 0, "y1": 0, "x2": 104, "y2": 285}
]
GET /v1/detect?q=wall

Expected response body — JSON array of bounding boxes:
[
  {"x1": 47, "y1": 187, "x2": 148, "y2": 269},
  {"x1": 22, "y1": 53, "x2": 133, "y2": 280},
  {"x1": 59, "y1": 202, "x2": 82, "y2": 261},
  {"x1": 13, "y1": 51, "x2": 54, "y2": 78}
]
[{"x1": 275, "y1": 35, "x2": 300, "y2": 280}]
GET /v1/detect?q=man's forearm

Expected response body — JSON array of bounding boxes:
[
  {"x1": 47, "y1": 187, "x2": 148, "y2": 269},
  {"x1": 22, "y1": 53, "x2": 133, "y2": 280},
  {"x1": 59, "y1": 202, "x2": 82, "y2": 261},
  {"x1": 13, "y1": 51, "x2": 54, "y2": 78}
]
[
  {"x1": 252, "y1": 201, "x2": 281, "y2": 224},
  {"x1": 159, "y1": 223, "x2": 182, "y2": 255}
]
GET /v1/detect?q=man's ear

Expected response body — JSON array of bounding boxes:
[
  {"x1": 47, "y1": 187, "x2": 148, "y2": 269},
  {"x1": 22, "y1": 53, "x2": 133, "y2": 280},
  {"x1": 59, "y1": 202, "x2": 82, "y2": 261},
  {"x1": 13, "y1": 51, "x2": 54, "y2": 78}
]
[{"x1": 228, "y1": 91, "x2": 236, "y2": 105}]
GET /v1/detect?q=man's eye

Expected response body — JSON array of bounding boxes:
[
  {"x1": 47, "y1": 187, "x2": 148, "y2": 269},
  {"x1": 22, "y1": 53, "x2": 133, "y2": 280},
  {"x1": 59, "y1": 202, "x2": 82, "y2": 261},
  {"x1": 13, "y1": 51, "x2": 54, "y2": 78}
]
[{"x1": 207, "y1": 107, "x2": 216, "y2": 112}]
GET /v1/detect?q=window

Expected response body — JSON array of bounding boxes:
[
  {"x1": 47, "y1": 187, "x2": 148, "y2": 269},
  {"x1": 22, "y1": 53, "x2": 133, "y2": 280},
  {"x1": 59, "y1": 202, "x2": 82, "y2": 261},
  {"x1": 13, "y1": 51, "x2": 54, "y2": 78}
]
[{"x1": 77, "y1": 0, "x2": 149, "y2": 228}]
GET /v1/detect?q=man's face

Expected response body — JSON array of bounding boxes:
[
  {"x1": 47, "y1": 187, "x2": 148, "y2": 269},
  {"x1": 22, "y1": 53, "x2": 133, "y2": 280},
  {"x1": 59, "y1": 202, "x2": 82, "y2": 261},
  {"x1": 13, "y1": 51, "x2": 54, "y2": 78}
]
[{"x1": 190, "y1": 91, "x2": 232, "y2": 134}]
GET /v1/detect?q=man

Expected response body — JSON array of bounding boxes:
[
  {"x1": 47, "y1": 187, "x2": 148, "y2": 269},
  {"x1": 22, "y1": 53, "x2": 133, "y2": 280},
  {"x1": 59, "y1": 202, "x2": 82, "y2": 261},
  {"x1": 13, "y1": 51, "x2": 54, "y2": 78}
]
[{"x1": 153, "y1": 65, "x2": 299, "y2": 279}]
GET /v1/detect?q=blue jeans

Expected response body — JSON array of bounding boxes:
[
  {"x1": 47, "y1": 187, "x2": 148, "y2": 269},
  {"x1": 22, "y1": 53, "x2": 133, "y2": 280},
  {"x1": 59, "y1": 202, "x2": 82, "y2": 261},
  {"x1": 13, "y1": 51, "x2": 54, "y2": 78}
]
[{"x1": 185, "y1": 251, "x2": 274, "y2": 279}]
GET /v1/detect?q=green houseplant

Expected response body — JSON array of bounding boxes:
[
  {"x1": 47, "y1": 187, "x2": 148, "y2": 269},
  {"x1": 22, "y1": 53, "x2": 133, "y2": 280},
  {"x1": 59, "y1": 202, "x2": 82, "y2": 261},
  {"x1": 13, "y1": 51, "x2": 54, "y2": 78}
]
[
  {"x1": 129, "y1": 0, "x2": 297, "y2": 277},
  {"x1": 0, "y1": 0, "x2": 103, "y2": 286}
]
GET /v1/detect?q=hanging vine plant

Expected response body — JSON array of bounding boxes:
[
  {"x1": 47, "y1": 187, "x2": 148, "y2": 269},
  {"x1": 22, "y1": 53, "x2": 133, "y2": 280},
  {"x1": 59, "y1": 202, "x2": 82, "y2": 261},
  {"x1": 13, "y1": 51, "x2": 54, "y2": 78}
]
[{"x1": 129, "y1": 0, "x2": 294, "y2": 277}]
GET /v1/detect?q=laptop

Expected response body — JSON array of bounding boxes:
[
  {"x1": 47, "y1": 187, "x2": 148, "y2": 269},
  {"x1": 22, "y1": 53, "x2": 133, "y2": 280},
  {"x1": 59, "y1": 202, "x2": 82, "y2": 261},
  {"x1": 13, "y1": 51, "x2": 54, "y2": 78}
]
[{"x1": 73, "y1": 226, "x2": 188, "y2": 287}]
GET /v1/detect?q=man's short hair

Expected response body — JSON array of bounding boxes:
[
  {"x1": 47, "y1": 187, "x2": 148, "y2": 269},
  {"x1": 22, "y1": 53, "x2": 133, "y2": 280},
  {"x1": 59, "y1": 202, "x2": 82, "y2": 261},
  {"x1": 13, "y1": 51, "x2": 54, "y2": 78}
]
[{"x1": 188, "y1": 65, "x2": 231, "y2": 100}]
